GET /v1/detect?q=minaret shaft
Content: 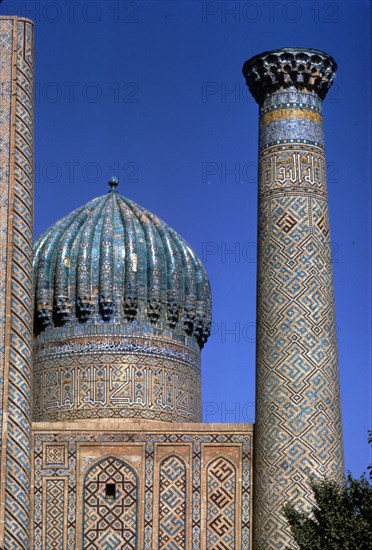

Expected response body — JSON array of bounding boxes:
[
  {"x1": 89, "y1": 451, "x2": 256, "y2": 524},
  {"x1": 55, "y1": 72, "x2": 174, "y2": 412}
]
[
  {"x1": 0, "y1": 16, "x2": 34, "y2": 549},
  {"x1": 243, "y1": 49, "x2": 344, "y2": 549}
]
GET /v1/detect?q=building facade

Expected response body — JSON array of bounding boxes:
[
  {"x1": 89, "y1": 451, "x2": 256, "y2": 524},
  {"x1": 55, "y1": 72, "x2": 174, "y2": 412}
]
[
  {"x1": 0, "y1": 16, "x2": 343, "y2": 550},
  {"x1": 31, "y1": 181, "x2": 253, "y2": 550}
]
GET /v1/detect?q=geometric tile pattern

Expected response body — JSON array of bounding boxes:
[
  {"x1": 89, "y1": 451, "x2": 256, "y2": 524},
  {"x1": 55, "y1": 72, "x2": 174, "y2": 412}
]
[
  {"x1": 32, "y1": 428, "x2": 253, "y2": 549},
  {"x1": 159, "y1": 456, "x2": 186, "y2": 549},
  {"x1": 83, "y1": 457, "x2": 138, "y2": 550},
  {"x1": 44, "y1": 443, "x2": 68, "y2": 469},
  {"x1": 46, "y1": 446, "x2": 65, "y2": 466},
  {"x1": 207, "y1": 458, "x2": 236, "y2": 549},
  {"x1": 44, "y1": 479, "x2": 66, "y2": 550},
  {"x1": 243, "y1": 49, "x2": 344, "y2": 550},
  {"x1": 0, "y1": 17, "x2": 34, "y2": 550}
]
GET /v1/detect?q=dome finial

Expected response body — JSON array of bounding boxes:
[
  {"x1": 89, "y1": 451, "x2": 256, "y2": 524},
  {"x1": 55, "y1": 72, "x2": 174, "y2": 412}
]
[{"x1": 108, "y1": 176, "x2": 119, "y2": 193}]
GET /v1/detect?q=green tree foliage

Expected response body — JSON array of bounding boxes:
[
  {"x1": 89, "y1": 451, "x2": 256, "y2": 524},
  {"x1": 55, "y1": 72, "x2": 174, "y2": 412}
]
[{"x1": 283, "y1": 438, "x2": 372, "y2": 550}]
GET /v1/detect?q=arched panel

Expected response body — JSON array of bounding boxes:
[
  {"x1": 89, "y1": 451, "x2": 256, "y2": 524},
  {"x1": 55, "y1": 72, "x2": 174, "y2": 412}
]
[
  {"x1": 158, "y1": 455, "x2": 187, "y2": 549},
  {"x1": 206, "y1": 457, "x2": 236, "y2": 549},
  {"x1": 83, "y1": 456, "x2": 138, "y2": 550}
]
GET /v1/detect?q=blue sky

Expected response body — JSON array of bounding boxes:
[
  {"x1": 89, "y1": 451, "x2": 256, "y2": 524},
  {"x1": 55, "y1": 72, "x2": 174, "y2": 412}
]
[{"x1": 2, "y1": 0, "x2": 370, "y2": 476}]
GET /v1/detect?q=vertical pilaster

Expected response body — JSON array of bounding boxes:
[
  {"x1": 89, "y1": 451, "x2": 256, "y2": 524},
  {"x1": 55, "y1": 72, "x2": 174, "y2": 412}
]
[
  {"x1": 243, "y1": 49, "x2": 344, "y2": 549},
  {"x1": 0, "y1": 16, "x2": 34, "y2": 549}
]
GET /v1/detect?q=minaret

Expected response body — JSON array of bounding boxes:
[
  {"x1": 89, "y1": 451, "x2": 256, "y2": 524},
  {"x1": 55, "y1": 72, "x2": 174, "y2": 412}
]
[
  {"x1": 0, "y1": 17, "x2": 34, "y2": 549},
  {"x1": 243, "y1": 49, "x2": 344, "y2": 548}
]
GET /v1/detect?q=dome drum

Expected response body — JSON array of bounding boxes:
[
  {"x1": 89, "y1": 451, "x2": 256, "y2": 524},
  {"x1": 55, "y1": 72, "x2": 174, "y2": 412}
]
[{"x1": 33, "y1": 330, "x2": 202, "y2": 423}]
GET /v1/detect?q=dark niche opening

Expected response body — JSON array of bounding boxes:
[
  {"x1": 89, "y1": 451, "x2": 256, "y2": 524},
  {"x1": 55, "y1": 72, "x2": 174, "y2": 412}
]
[{"x1": 105, "y1": 483, "x2": 116, "y2": 499}]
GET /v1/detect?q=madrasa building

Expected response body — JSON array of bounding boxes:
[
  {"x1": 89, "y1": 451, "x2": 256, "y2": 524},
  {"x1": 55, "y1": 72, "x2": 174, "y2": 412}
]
[{"x1": 0, "y1": 16, "x2": 344, "y2": 550}]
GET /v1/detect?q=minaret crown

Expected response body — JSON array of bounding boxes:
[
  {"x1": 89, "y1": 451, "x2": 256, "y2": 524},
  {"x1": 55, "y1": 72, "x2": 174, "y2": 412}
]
[{"x1": 242, "y1": 47, "x2": 337, "y2": 104}]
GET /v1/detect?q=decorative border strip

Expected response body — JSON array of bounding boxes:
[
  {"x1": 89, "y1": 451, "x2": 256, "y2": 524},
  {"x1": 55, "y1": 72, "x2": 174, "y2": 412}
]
[
  {"x1": 259, "y1": 188, "x2": 328, "y2": 201},
  {"x1": 261, "y1": 102, "x2": 322, "y2": 115},
  {"x1": 260, "y1": 138, "x2": 324, "y2": 151},
  {"x1": 42, "y1": 477, "x2": 68, "y2": 550},
  {"x1": 35, "y1": 338, "x2": 200, "y2": 366},
  {"x1": 260, "y1": 108, "x2": 322, "y2": 125}
]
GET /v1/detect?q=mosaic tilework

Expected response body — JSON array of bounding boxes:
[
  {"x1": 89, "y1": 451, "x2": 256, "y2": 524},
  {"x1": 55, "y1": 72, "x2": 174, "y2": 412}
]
[
  {"x1": 0, "y1": 18, "x2": 12, "y2": 434},
  {"x1": 46, "y1": 446, "x2": 64, "y2": 466},
  {"x1": 32, "y1": 426, "x2": 253, "y2": 550},
  {"x1": 159, "y1": 456, "x2": 187, "y2": 549},
  {"x1": 259, "y1": 143, "x2": 327, "y2": 200},
  {"x1": 43, "y1": 478, "x2": 67, "y2": 550},
  {"x1": 43, "y1": 443, "x2": 68, "y2": 468},
  {"x1": 243, "y1": 49, "x2": 344, "y2": 549},
  {"x1": 33, "y1": 334, "x2": 202, "y2": 423},
  {"x1": 259, "y1": 96, "x2": 324, "y2": 149},
  {"x1": 261, "y1": 107, "x2": 322, "y2": 124},
  {"x1": 33, "y1": 188, "x2": 212, "y2": 346},
  {"x1": 0, "y1": 17, "x2": 34, "y2": 550},
  {"x1": 83, "y1": 457, "x2": 138, "y2": 549},
  {"x1": 206, "y1": 458, "x2": 236, "y2": 549}
]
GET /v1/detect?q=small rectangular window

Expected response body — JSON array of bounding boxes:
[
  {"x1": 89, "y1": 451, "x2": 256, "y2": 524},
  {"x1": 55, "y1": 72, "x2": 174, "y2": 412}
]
[{"x1": 106, "y1": 483, "x2": 116, "y2": 499}]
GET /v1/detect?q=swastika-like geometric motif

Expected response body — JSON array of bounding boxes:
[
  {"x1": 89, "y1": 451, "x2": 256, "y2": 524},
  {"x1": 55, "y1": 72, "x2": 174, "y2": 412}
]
[
  {"x1": 243, "y1": 49, "x2": 344, "y2": 550},
  {"x1": 32, "y1": 429, "x2": 252, "y2": 550},
  {"x1": 0, "y1": 17, "x2": 34, "y2": 550},
  {"x1": 207, "y1": 458, "x2": 236, "y2": 549},
  {"x1": 317, "y1": 215, "x2": 329, "y2": 237},
  {"x1": 159, "y1": 456, "x2": 186, "y2": 549},
  {"x1": 45, "y1": 478, "x2": 66, "y2": 549},
  {"x1": 276, "y1": 212, "x2": 298, "y2": 233},
  {"x1": 83, "y1": 457, "x2": 138, "y2": 550}
]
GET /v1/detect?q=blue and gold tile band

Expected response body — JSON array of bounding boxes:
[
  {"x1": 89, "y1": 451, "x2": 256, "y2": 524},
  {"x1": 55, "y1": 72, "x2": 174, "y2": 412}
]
[
  {"x1": 259, "y1": 94, "x2": 325, "y2": 149},
  {"x1": 260, "y1": 107, "x2": 323, "y2": 125},
  {"x1": 243, "y1": 48, "x2": 344, "y2": 550}
]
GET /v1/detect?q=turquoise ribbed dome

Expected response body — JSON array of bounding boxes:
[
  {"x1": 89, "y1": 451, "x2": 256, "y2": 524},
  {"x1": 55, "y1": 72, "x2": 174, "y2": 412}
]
[{"x1": 33, "y1": 183, "x2": 211, "y2": 348}]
